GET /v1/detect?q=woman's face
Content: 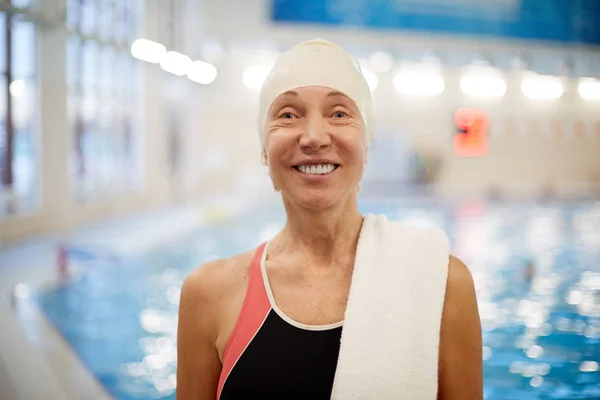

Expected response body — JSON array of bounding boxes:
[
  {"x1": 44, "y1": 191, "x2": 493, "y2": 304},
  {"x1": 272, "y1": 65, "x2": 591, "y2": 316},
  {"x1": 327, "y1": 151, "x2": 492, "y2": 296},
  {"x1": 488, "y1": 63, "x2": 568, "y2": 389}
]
[{"x1": 264, "y1": 85, "x2": 367, "y2": 210}]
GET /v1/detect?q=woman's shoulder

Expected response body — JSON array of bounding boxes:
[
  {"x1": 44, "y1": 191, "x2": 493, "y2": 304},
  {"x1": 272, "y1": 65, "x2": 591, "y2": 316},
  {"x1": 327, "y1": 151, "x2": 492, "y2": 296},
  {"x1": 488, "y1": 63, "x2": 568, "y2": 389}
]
[
  {"x1": 438, "y1": 254, "x2": 483, "y2": 398},
  {"x1": 180, "y1": 249, "x2": 256, "y2": 310},
  {"x1": 180, "y1": 251, "x2": 254, "y2": 319},
  {"x1": 443, "y1": 254, "x2": 479, "y2": 328}
]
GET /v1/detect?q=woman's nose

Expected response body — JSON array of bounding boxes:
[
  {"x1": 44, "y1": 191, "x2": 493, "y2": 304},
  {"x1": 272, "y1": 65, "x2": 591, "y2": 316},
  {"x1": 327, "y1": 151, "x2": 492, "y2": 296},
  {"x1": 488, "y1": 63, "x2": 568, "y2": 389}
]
[{"x1": 299, "y1": 115, "x2": 331, "y2": 151}]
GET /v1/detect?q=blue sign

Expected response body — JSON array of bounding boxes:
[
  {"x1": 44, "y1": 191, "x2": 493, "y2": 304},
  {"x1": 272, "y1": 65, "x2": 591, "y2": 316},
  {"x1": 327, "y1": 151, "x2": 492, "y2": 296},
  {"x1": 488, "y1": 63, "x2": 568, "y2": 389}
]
[{"x1": 270, "y1": 0, "x2": 600, "y2": 45}]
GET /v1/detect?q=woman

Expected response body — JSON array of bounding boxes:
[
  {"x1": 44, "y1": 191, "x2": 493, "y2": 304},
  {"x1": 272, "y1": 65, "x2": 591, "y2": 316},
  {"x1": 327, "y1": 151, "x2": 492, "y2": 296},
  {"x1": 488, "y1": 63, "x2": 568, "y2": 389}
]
[{"x1": 177, "y1": 39, "x2": 482, "y2": 400}]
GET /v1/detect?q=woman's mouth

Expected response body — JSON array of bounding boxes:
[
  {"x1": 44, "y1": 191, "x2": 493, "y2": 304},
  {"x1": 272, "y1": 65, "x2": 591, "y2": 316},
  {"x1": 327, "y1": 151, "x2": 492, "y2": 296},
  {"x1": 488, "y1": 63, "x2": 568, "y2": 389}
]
[{"x1": 293, "y1": 164, "x2": 340, "y2": 175}]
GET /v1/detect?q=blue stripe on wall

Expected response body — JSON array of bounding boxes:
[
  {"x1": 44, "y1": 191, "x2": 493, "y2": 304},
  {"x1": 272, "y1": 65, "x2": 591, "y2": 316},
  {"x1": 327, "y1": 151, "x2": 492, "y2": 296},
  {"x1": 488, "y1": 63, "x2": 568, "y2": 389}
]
[{"x1": 270, "y1": 0, "x2": 600, "y2": 45}]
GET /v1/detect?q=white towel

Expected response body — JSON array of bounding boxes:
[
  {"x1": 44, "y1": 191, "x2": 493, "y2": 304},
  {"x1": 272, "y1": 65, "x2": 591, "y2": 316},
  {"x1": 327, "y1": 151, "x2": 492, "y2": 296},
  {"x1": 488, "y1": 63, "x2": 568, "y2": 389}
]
[{"x1": 331, "y1": 213, "x2": 451, "y2": 400}]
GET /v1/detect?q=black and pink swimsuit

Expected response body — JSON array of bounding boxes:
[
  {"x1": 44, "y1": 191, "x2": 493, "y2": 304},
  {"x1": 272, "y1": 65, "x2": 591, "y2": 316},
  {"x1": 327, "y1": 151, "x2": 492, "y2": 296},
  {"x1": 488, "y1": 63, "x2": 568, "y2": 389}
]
[{"x1": 217, "y1": 242, "x2": 343, "y2": 399}]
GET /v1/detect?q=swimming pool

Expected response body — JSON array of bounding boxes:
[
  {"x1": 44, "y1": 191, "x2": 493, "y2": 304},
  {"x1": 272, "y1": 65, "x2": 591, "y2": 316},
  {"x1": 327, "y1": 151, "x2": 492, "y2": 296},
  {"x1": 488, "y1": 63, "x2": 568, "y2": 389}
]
[{"x1": 36, "y1": 199, "x2": 600, "y2": 399}]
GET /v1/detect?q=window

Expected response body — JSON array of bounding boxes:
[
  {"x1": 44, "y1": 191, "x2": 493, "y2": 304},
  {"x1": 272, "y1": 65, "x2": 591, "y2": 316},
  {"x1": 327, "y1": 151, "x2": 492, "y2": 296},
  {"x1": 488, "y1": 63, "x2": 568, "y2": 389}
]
[
  {"x1": 67, "y1": 0, "x2": 143, "y2": 201},
  {"x1": 11, "y1": 0, "x2": 35, "y2": 9},
  {"x1": 0, "y1": 4, "x2": 38, "y2": 216}
]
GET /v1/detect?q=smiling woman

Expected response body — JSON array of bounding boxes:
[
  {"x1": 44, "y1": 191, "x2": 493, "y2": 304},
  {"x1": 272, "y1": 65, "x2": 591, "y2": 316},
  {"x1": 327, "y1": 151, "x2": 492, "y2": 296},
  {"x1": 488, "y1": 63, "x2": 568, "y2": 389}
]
[
  {"x1": 264, "y1": 87, "x2": 366, "y2": 205},
  {"x1": 176, "y1": 39, "x2": 482, "y2": 400}
]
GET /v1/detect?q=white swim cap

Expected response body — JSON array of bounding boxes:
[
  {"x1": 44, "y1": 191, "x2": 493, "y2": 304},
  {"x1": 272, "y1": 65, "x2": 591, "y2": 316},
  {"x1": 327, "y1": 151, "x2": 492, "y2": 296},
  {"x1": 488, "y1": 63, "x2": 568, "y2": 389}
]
[{"x1": 258, "y1": 39, "x2": 375, "y2": 151}]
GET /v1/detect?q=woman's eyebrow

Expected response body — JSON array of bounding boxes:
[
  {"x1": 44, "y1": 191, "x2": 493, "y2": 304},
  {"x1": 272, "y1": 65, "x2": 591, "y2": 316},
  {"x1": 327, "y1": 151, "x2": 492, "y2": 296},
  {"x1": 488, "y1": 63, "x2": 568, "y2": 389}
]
[
  {"x1": 326, "y1": 90, "x2": 351, "y2": 101},
  {"x1": 271, "y1": 91, "x2": 299, "y2": 109},
  {"x1": 280, "y1": 90, "x2": 299, "y2": 98}
]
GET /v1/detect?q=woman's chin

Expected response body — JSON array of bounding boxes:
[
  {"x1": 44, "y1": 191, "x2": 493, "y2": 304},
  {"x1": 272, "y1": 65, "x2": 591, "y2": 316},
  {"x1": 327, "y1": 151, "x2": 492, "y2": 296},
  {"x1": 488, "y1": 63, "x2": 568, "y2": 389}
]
[{"x1": 284, "y1": 188, "x2": 344, "y2": 210}]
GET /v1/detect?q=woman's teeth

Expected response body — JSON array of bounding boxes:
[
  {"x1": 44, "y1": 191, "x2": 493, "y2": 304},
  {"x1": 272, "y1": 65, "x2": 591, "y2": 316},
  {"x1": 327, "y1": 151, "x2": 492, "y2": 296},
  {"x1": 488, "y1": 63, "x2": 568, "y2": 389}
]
[{"x1": 297, "y1": 164, "x2": 337, "y2": 175}]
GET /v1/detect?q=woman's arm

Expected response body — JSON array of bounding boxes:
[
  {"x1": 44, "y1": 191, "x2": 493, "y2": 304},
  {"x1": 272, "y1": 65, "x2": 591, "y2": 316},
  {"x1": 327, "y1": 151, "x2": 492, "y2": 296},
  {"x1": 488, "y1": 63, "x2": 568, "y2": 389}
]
[
  {"x1": 438, "y1": 256, "x2": 483, "y2": 400},
  {"x1": 176, "y1": 263, "x2": 223, "y2": 400}
]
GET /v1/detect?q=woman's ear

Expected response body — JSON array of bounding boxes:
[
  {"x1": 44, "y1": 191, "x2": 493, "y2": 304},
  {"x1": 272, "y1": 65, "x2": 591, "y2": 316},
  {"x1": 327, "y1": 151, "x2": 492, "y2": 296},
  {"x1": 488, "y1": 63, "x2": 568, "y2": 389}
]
[{"x1": 262, "y1": 151, "x2": 268, "y2": 166}]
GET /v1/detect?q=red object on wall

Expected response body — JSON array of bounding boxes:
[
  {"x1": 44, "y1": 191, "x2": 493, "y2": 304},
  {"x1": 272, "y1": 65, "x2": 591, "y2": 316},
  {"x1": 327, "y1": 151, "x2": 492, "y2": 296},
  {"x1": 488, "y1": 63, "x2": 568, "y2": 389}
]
[{"x1": 453, "y1": 108, "x2": 489, "y2": 157}]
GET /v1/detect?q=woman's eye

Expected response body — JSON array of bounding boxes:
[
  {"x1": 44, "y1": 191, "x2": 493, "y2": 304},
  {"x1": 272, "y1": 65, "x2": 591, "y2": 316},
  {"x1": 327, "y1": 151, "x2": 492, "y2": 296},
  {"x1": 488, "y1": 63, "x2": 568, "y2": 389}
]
[
  {"x1": 277, "y1": 111, "x2": 297, "y2": 120},
  {"x1": 333, "y1": 111, "x2": 348, "y2": 118}
]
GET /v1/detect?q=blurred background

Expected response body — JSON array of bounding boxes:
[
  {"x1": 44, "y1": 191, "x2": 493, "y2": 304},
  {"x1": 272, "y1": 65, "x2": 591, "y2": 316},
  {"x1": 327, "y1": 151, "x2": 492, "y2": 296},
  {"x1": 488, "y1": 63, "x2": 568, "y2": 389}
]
[{"x1": 0, "y1": 0, "x2": 599, "y2": 399}]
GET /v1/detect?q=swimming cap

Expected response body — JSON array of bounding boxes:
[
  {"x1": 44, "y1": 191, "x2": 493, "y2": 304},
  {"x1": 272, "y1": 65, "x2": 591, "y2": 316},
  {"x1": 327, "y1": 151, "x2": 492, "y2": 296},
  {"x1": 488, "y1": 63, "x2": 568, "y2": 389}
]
[{"x1": 257, "y1": 39, "x2": 375, "y2": 151}]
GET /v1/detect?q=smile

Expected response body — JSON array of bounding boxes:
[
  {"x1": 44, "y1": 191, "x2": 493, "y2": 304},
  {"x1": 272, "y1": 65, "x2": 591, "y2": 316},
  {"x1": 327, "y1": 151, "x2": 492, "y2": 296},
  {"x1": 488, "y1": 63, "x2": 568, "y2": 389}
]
[{"x1": 293, "y1": 163, "x2": 339, "y2": 175}]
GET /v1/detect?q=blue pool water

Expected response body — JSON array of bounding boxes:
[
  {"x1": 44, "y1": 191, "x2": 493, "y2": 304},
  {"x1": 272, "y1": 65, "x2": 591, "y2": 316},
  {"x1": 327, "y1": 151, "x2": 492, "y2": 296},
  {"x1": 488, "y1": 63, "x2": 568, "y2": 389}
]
[{"x1": 37, "y1": 199, "x2": 600, "y2": 399}]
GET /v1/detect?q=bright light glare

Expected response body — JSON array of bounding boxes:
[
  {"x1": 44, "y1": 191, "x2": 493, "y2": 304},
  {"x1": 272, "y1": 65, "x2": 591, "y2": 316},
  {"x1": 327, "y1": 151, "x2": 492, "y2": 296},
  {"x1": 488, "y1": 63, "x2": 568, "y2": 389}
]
[
  {"x1": 461, "y1": 75, "x2": 507, "y2": 98},
  {"x1": 187, "y1": 60, "x2": 218, "y2": 84},
  {"x1": 370, "y1": 51, "x2": 394, "y2": 72},
  {"x1": 578, "y1": 78, "x2": 600, "y2": 100},
  {"x1": 243, "y1": 65, "x2": 272, "y2": 90},
  {"x1": 393, "y1": 71, "x2": 445, "y2": 96},
  {"x1": 362, "y1": 69, "x2": 379, "y2": 91},
  {"x1": 160, "y1": 51, "x2": 192, "y2": 76},
  {"x1": 131, "y1": 38, "x2": 166, "y2": 64},
  {"x1": 580, "y1": 361, "x2": 599, "y2": 372},
  {"x1": 9, "y1": 80, "x2": 25, "y2": 97},
  {"x1": 521, "y1": 75, "x2": 563, "y2": 100},
  {"x1": 13, "y1": 283, "x2": 29, "y2": 298}
]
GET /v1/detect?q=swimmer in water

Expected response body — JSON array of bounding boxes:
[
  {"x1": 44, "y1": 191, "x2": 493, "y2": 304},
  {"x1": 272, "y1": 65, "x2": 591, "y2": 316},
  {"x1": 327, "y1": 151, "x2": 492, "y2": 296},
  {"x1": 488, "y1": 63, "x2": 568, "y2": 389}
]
[{"x1": 524, "y1": 260, "x2": 535, "y2": 283}]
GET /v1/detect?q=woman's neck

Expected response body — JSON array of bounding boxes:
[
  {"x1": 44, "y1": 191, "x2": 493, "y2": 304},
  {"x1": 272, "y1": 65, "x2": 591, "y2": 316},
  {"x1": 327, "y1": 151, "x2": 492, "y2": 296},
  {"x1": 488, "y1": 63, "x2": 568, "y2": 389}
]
[{"x1": 273, "y1": 195, "x2": 364, "y2": 266}]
